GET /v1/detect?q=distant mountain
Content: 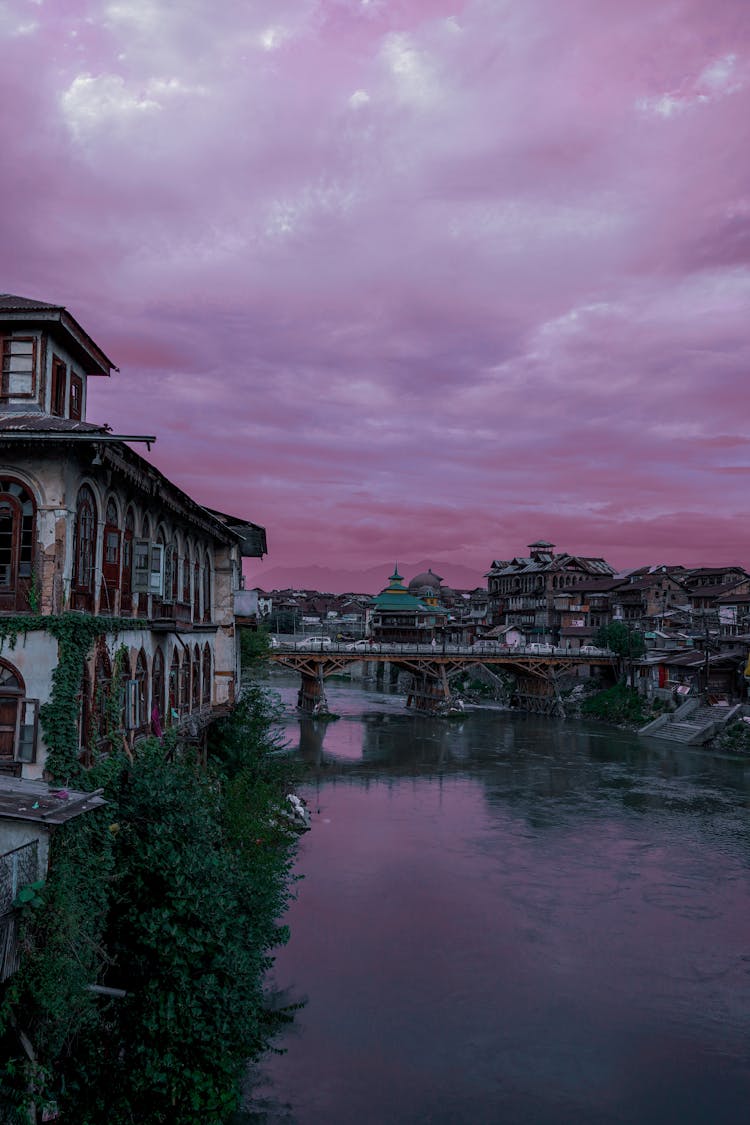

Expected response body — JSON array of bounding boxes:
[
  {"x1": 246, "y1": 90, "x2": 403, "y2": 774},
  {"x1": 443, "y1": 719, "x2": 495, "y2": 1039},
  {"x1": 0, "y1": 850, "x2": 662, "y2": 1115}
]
[{"x1": 247, "y1": 559, "x2": 486, "y2": 595}]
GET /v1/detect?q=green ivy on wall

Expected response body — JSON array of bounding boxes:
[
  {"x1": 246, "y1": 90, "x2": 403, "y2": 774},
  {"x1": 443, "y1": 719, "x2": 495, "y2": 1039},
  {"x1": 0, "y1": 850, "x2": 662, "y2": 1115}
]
[{"x1": 0, "y1": 612, "x2": 146, "y2": 784}]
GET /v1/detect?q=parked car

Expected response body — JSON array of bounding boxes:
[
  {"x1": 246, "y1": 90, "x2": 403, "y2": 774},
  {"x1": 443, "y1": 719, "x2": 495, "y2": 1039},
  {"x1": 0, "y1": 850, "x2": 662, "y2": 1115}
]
[{"x1": 294, "y1": 636, "x2": 332, "y2": 649}]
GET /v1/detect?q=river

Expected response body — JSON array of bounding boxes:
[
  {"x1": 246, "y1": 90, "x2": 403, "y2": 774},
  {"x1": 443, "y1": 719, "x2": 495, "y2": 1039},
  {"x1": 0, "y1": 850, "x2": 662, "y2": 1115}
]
[{"x1": 242, "y1": 670, "x2": 750, "y2": 1125}]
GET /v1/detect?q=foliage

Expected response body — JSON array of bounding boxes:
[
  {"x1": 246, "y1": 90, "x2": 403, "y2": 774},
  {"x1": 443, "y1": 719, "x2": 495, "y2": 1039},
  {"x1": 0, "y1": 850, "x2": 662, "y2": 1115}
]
[
  {"x1": 0, "y1": 687, "x2": 298, "y2": 1125},
  {"x1": 713, "y1": 719, "x2": 750, "y2": 755},
  {"x1": 239, "y1": 627, "x2": 270, "y2": 670},
  {"x1": 581, "y1": 684, "x2": 650, "y2": 726},
  {"x1": 0, "y1": 612, "x2": 145, "y2": 785},
  {"x1": 594, "y1": 622, "x2": 646, "y2": 661}
]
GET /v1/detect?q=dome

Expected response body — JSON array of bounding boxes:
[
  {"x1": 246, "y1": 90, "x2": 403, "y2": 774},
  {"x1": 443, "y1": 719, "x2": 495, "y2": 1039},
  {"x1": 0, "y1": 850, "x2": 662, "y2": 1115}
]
[{"x1": 408, "y1": 568, "x2": 443, "y2": 594}]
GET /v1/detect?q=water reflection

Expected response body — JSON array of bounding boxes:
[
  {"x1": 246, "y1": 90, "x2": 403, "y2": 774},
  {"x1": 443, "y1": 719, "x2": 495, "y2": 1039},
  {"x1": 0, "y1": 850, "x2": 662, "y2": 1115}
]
[{"x1": 243, "y1": 673, "x2": 750, "y2": 1125}]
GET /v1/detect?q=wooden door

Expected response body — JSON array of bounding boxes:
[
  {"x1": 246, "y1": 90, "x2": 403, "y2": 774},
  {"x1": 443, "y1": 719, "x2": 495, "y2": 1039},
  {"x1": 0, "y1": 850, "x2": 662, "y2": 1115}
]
[{"x1": 0, "y1": 697, "x2": 18, "y2": 763}]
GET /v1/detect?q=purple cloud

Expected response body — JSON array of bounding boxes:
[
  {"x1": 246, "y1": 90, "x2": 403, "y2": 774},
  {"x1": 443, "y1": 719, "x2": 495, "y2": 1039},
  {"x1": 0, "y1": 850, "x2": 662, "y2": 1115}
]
[{"x1": 2, "y1": 0, "x2": 749, "y2": 583}]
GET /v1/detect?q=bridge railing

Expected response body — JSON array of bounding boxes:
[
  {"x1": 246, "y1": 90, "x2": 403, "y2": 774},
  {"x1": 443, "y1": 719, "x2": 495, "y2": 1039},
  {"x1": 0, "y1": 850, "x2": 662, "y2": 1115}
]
[{"x1": 272, "y1": 642, "x2": 614, "y2": 659}]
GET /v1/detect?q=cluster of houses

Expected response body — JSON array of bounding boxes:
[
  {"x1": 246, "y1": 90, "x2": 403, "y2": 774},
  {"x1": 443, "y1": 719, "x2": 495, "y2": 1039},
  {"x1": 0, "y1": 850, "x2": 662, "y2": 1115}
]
[
  {"x1": 0, "y1": 294, "x2": 265, "y2": 978},
  {"x1": 255, "y1": 540, "x2": 750, "y2": 701}
]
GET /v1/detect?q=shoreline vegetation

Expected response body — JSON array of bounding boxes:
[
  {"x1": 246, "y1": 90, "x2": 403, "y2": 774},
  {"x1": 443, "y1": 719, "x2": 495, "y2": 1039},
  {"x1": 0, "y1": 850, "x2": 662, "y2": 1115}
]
[{"x1": 0, "y1": 684, "x2": 300, "y2": 1125}]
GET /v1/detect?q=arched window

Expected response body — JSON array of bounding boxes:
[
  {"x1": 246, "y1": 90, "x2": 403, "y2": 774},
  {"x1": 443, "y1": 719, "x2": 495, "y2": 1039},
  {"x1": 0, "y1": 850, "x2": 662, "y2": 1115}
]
[
  {"x1": 182, "y1": 544, "x2": 192, "y2": 605},
  {"x1": 152, "y1": 528, "x2": 167, "y2": 614},
  {"x1": 0, "y1": 659, "x2": 26, "y2": 770},
  {"x1": 202, "y1": 643, "x2": 211, "y2": 706},
  {"x1": 193, "y1": 558, "x2": 200, "y2": 620},
  {"x1": 121, "y1": 505, "x2": 136, "y2": 615},
  {"x1": 181, "y1": 649, "x2": 191, "y2": 715},
  {"x1": 151, "y1": 647, "x2": 165, "y2": 732},
  {"x1": 168, "y1": 648, "x2": 180, "y2": 724},
  {"x1": 170, "y1": 538, "x2": 180, "y2": 604},
  {"x1": 72, "y1": 484, "x2": 98, "y2": 612},
  {"x1": 102, "y1": 496, "x2": 121, "y2": 613},
  {"x1": 164, "y1": 540, "x2": 177, "y2": 605},
  {"x1": 202, "y1": 557, "x2": 211, "y2": 623},
  {"x1": 0, "y1": 478, "x2": 36, "y2": 612},
  {"x1": 192, "y1": 644, "x2": 201, "y2": 710},
  {"x1": 94, "y1": 646, "x2": 112, "y2": 740},
  {"x1": 132, "y1": 648, "x2": 148, "y2": 732}
]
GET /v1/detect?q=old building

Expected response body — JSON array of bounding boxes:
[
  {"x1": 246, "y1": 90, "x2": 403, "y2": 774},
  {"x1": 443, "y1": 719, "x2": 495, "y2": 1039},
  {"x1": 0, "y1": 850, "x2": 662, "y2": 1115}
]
[
  {"x1": 485, "y1": 540, "x2": 616, "y2": 642},
  {"x1": 369, "y1": 566, "x2": 448, "y2": 643},
  {"x1": 0, "y1": 295, "x2": 265, "y2": 778}
]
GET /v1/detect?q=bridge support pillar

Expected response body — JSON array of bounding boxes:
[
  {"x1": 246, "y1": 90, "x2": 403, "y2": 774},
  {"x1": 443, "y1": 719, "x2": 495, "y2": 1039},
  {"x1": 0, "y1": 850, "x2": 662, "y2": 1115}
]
[
  {"x1": 406, "y1": 669, "x2": 452, "y2": 714},
  {"x1": 297, "y1": 671, "x2": 328, "y2": 715},
  {"x1": 512, "y1": 674, "x2": 564, "y2": 717}
]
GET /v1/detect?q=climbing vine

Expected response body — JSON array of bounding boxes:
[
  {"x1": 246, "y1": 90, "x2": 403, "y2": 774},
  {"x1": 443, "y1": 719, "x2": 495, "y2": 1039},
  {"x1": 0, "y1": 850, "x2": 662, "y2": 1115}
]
[{"x1": 0, "y1": 612, "x2": 146, "y2": 784}]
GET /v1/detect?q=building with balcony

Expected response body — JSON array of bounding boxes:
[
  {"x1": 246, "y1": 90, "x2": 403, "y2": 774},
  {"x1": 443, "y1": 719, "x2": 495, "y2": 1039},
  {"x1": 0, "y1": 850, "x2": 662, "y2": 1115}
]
[
  {"x1": 485, "y1": 540, "x2": 616, "y2": 642},
  {"x1": 0, "y1": 295, "x2": 265, "y2": 778}
]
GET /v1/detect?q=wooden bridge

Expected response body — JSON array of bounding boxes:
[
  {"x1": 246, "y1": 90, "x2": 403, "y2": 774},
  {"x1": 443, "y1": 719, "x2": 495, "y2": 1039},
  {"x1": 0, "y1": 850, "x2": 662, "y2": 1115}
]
[{"x1": 268, "y1": 643, "x2": 615, "y2": 717}]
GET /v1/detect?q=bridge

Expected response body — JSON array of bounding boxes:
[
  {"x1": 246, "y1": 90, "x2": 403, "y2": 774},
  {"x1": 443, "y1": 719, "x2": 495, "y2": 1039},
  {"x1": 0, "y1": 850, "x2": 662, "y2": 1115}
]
[{"x1": 268, "y1": 643, "x2": 616, "y2": 716}]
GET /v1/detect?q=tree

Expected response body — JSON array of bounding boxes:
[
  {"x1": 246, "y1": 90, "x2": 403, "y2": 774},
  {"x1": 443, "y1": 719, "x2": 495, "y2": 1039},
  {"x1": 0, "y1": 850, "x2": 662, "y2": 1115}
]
[{"x1": 594, "y1": 622, "x2": 645, "y2": 686}]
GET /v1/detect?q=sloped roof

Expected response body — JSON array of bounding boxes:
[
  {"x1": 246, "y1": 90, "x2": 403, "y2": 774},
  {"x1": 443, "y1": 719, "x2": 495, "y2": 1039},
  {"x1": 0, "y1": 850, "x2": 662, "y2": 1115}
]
[
  {"x1": 0, "y1": 294, "x2": 116, "y2": 375},
  {"x1": 0, "y1": 414, "x2": 109, "y2": 434}
]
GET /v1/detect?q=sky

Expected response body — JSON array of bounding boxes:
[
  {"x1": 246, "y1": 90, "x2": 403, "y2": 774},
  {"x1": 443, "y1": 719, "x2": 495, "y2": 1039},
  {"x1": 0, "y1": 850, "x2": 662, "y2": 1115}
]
[{"x1": 2, "y1": 0, "x2": 750, "y2": 586}]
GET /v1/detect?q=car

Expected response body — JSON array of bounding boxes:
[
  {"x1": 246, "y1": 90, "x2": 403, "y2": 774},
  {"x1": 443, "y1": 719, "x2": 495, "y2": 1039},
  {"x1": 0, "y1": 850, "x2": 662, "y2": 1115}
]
[
  {"x1": 525, "y1": 643, "x2": 555, "y2": 654},
  {"x1": 579, "y1": 645, "x2": 609, "y2": 656},
  {"x1": 294, "y1": 635, "x2": 332, "y2": 649},
  {"x1": 344, "y1": 638, "x2": 375, "y2": 651}
]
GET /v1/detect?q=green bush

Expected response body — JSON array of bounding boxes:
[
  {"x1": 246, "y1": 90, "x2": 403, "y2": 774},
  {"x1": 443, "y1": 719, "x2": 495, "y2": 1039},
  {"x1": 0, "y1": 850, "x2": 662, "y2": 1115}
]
[
  {"x1": 0, "y1": 686, "x2": 298, "y2": 1125},
  {"x1": 581, "y1": 684, "x2": 649, "y2": 726}
]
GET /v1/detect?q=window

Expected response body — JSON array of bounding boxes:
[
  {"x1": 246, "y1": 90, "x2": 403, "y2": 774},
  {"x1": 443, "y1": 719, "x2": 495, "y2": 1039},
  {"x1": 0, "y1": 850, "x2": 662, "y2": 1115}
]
[
  {"x1": 182, "y1": 547, "x2": 192, "y2": 604},
  {"x1": 69, "y1": 373, "x2": 83, "y2": 420},
  {"x1": 202, "y1": 643, "x2": 211, "y2": 706},
  {"x1": 132, "y1": 539, "x2": 164, "y2": 596},
  {"x1": 0, "y1": 480, "x2": 35, "y2": 606},
  {"x1": 125, "y1": 649, "x2": 148, "y2": 731},
  {"x1": 1, "y1": 337, "x2": 36, "y2": 397},
  {"x1": 101, "y1": 497, "x2": 121, "y2": 613},
  {"x1": 151, "y1": 536, "x2": 165, "y2": 596},
  {"x1": 0, "y1": 661, "x2": 37, "y2": 768},
  {"x1": 72, "y1": 485, "x2": 97, "y2": 612},
  {"x1": 180, "y1": 650, "x2": 190, "y2": 715},
  {"x1": 94, "y1": 647, "x2": 112, "y2": 740},
  {"x1": 163, "y1": 543, "x2": 176, "y2": 605},
  {"x1": 192, "y1": 644, "x2": 201, "y2": 710},
  {"x1": 152, "y1": 647, "x2": 165, "y2": 729},
  {"x1": 51, "y1": 357, "x2": 67, "y2": 417},
  {"x1": 168, "y1": 649, "x2": 180, "y2": 724},
  {"x1": 202, "y1": 560, "x2": 211, "y2": 623},
  {"x1": 121, "y1": 506, "x2": 135, "y2": 613}
]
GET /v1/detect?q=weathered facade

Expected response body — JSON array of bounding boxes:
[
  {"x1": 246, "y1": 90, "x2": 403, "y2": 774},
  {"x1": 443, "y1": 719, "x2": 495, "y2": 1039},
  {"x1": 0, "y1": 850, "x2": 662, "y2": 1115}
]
[
  {"x1": 485, "y1": 540, "x2": 616, "y2": 642},
  {"x1": 0, "y1": 295, "x2": 265, "y2": 778}
]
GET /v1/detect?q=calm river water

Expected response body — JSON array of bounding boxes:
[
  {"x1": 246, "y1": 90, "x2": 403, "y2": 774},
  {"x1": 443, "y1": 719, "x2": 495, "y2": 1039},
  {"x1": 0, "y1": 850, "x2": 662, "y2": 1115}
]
[{"x1": 243, "y1": 671, "x2": 750, "y2": 1125}]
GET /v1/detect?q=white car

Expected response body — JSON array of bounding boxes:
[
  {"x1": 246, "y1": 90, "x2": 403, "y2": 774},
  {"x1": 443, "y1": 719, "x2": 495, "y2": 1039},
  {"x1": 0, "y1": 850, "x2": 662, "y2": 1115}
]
[
  {"x1": 579, "y1": 645, "x2": 608, "y2": 656},
  {"x1": 345, "y1": 638, "x2": 375, "y2": 651},
  {"x1": 294, "y1": 636, "x2": 332, "y2": 649},
  {"x1": 525, "y1": 643, "x2": 555, "y2": 654}
]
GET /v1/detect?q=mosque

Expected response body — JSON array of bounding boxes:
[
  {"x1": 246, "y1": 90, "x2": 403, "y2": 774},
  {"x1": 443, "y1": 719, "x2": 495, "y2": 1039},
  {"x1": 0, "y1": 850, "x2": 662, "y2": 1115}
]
[{"x1": 368, "y1": 566, "x2": 449, "y2": 643}]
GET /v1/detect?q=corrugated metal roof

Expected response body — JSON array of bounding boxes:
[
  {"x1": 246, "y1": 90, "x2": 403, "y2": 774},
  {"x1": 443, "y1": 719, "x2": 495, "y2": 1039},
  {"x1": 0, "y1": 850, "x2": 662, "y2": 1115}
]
[
  {"x1": 0, "y1": 295, "x2": 61, "y2": 310},
  {"x1": 0, "y1": 414, "x2": 109, "y2": 434}
]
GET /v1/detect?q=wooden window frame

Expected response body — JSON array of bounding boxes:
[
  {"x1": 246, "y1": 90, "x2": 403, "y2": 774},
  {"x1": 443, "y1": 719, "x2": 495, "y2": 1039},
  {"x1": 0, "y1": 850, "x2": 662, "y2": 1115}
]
[
  {"x1": 0, "y1": 336, "x2": 37, "y2": 399},
  {"x1": 50, "y1": 356, "x2": 67, "y2": 417},
  {"x1": 69, "y1": 373, "x2": 83, "y2": 421}
]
